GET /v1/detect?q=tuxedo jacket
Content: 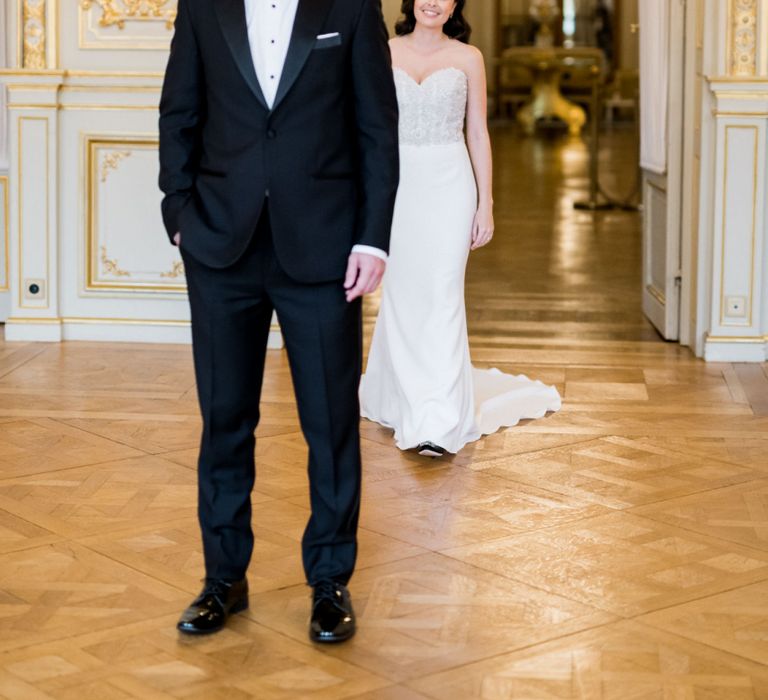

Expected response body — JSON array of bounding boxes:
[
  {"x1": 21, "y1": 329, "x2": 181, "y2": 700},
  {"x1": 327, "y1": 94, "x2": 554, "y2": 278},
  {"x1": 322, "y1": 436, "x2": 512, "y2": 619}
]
[{"x1": 158, "y1": 0, "x2": 400, "y2": 282}]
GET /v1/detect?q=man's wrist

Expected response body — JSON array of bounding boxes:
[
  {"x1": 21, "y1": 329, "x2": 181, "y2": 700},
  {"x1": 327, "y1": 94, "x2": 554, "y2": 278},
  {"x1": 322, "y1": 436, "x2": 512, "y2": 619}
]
[{"x1": 351, "y1": 244, "x2": 387, "y2": 262}]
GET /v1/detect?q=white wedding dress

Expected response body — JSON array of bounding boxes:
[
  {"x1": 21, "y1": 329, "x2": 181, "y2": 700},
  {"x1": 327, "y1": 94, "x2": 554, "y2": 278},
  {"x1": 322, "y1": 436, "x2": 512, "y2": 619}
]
[{"x1": 360, "y1": 67, "x2": 561, "y2": 453}]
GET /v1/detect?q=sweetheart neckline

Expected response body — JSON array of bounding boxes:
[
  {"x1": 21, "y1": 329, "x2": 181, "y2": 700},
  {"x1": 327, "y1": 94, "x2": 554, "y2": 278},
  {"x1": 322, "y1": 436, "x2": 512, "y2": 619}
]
[{"x1": 393, "y1": 66, "x2": 468, "y2": 87}]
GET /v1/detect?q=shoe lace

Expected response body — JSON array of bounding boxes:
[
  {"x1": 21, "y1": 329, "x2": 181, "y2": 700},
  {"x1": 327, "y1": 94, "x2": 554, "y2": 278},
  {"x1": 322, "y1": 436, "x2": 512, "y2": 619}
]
[
  {"x1": 314, "y1": 580, "x2": 340, "y2": 602},
  {"x1": 202, "y1": 578, "x2": 232, "y2": 605}
]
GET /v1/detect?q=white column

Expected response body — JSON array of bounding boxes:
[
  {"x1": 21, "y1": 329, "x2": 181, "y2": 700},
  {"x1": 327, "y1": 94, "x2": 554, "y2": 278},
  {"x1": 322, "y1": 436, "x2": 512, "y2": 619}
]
[
  {"x1": 0, "y1": 0, "x2": 8, "y2": 171},
  {"x1": 700, "y1": 0, "x2": 768, "y2": 361},
  {"x1": 3, "y1": 77, "x2": 63, "y2": 341},
  {"x1": 1, "y1": 0, "x2": 13, "y2": 319},
  {"x1": 703, "y1": 79, "x2": 768, "y2": 361}
]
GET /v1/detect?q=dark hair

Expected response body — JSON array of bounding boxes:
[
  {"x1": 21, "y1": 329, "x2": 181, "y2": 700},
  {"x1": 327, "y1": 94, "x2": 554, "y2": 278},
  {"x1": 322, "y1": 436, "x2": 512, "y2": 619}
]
[{"x1": 395, "y1": 0, "x2": 472, "y2": 43}]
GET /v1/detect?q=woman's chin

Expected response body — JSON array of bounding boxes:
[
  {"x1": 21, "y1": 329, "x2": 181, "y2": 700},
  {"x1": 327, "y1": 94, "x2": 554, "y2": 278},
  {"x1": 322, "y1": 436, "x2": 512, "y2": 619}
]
[{"x1": 416, "y1": 18, "x2": 448, "y2": 31}]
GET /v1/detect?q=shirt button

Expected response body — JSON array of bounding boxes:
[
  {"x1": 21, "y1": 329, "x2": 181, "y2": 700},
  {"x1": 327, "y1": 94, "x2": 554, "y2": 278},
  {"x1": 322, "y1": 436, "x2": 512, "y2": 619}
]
[{"x1": 267, "y1": 129, "x2": 277, "y2": 139}]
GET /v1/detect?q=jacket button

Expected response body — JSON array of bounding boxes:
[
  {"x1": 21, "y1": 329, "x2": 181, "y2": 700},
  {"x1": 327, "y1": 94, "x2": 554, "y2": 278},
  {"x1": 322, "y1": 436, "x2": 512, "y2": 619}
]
[{"x1": 267, "y1": 129, "x2": 276, "y2": 139}]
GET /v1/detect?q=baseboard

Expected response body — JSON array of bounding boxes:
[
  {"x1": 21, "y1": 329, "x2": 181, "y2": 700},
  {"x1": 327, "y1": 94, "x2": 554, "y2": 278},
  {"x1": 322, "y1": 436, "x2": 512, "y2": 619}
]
[
  {"x1": 3, "y1": 317, "x2": 285, "y2": 349},
  {"x1": 704, "y1": 335, "x2": 768, "y2": 362}
]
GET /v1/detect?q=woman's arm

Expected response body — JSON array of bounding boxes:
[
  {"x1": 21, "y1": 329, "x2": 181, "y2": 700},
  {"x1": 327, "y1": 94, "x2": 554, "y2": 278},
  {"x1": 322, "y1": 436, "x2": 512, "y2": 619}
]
[{"x1": 464, "y1": 46, "x2": 494, "y2": 250}]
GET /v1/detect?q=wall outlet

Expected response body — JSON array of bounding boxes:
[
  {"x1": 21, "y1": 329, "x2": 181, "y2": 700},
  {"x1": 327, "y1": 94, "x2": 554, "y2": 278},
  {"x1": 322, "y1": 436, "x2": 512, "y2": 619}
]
[
  {"x1": 725, "y1": 295, "x2": 747, "y2": 318},
  {"x1": 23, "y1": 279, "x2": 46, "y2": 301}
]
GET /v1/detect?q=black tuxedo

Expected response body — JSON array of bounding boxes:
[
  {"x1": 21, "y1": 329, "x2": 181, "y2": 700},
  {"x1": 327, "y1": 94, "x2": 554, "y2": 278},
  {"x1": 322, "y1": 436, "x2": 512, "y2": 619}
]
[
  {"x1": 159, "y1": 0, "x2": 399, "y2": 584},
  {"x1": 160, "y1": 0, "x2": 398, "y2": 280}
]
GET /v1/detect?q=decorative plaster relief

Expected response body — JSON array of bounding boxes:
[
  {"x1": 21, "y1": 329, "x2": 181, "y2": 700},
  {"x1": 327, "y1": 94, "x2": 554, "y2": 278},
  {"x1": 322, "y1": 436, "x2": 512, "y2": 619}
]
[
  {"x1": 22, "y1": 0, "x2": 46, "y2": 69},
  {"x1": 731, "y1": 0, "x2": 758, "y2": 76}
]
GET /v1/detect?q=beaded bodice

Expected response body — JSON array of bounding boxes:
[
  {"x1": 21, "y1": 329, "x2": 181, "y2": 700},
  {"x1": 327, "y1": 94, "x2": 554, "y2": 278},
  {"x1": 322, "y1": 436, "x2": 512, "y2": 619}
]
[{"x1": 393, "y1": 67, "x2": 468, "y2": 147}]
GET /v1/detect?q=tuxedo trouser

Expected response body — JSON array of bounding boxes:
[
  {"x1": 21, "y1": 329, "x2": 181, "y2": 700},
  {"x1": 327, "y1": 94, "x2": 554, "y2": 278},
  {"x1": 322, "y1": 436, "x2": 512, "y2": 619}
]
[{"x1": 180, "y1": 206, "x2": 363, "y2": 585}]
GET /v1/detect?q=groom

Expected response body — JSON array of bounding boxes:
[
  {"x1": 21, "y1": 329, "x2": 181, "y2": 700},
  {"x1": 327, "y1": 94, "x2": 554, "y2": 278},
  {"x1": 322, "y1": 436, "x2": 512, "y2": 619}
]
[{"x1": 159, "y1": 0, "x2": 399, "y2": 642}]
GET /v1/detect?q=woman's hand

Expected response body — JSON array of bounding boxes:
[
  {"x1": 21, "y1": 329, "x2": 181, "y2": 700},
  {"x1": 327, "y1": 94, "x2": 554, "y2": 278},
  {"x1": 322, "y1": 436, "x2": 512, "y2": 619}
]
[{"x1": 471, "y1": 203, "x2": 494, "y2": 250}]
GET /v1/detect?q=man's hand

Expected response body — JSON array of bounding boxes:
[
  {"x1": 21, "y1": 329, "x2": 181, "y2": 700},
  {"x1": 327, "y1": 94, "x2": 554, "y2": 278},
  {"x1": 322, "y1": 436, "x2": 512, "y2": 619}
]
[
  {"x1": 344, "y1": 253, "x2": 386, "y2": 302},
  {"x1": 173, "y1": 232, "x2": 181, "y2": 246}
]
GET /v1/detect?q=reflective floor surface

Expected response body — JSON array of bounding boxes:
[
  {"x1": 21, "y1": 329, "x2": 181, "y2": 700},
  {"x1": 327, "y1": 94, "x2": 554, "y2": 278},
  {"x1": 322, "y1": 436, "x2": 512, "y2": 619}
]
[{"x1": 1, "y1": 125, "x2": 767, "y2": 698}]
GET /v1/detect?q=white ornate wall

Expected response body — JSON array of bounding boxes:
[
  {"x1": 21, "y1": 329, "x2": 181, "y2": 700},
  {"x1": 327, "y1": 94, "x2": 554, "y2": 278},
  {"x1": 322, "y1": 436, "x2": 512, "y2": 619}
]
[
  {"x1": 0, "y1": 0, "x2": 10, "y2": 319},
  {"x1": 1, "y1": 1, "x2": 767, "y2": 360},
  {"x1": 0, "y1": 0, "x2": 8, "y2": 171},
  {"x1": 0, "y1": 1, "x2": 281, "y2": 345},
  {"x1": 698, "y1": 0, "x2": 768, "y2": 360}
]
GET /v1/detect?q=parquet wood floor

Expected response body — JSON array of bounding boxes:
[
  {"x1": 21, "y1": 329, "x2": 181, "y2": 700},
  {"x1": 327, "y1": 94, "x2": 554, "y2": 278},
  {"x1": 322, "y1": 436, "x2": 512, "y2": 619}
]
[{"x1": 1, "y1": 127, "x2": 767, "y2": 698}]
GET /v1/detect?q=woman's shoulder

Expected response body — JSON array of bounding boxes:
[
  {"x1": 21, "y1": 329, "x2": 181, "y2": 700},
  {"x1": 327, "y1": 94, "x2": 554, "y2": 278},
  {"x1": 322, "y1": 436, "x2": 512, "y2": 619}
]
[
  {"x1": 447, "y1": 41, "x2": 484, "y2": 76},
  {"x1": 449, "y1": 41, "x2": 483, "y2": 63}
]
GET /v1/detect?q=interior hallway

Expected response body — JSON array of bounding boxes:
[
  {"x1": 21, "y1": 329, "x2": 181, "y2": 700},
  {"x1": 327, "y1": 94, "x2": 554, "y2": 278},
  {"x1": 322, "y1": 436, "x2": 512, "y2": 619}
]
[{"x1": 1, "y1": 127, "x2": 768, "y2": 698}]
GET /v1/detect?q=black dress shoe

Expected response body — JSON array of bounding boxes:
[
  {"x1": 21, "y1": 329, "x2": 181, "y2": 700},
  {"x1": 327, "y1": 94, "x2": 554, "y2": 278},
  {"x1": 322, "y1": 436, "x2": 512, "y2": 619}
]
[
  {"x1": 177, "y1": 578, "x2": 248, "y2": 635},
  {"x1": 417, "y1": 442, "x2": 446, "y2": 458},
  {"x1": 309, "y1": 580, "x2": 356, "y2": 643}
]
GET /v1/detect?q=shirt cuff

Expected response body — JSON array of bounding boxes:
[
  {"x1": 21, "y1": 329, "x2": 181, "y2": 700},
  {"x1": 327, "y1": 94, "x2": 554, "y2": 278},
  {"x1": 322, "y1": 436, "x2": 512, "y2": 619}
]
[{"x1": 351, "y1": 245, "x2": 388, "y2": 262}]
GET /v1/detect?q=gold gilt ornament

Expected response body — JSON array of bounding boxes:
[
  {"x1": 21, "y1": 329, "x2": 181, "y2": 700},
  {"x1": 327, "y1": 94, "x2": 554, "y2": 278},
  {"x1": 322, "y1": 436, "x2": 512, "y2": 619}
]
[
  {"x1": 80, "y1": 0, "x2": 177, "y2": 30},
  {"x1": 100, "y1": 150, "x2": 132, "y2": 183},
  {"x1": 730, "y1": 0, "x2": 757, "y2": 76},
  {"x1": 22, "y1": 0, "x2": 47, "y2": 69},
  {"x1": 100, "y1": 247, "x2": 131, "y2": 277},
  {"x1": 160, "y1": 260, "x2": 185, "y2": 279}
]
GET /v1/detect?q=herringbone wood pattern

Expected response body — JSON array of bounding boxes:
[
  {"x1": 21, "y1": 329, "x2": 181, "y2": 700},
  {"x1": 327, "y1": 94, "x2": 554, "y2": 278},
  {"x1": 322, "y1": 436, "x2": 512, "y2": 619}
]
[{"x1": 1, "y1": 128, "x2": 767, "y2": 698}]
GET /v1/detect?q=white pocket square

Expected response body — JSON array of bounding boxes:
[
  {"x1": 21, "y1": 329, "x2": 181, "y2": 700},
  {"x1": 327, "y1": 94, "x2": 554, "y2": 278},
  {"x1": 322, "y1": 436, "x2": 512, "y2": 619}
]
[{"x1": 316, "y1": 32, "x2": 340, "y2": 40}]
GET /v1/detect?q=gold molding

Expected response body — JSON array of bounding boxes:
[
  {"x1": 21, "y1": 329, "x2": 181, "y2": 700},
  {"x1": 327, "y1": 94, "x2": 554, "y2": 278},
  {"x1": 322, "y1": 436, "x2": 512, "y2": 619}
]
[
  {"x1": 5, "y1": 104, "x2": 159, "y2": 111},
  {"x1": 62, "y1": 104, "x2": 160, "y2": 111},
  {"x1": 62, "y1": 316, "x2": 189, "y2": 326},
  {"x1": 0, "y1": 177, "x2": 8, "y2": 292},
  {"x1": 18, "y1": 116, "x2": 50, "y2": 310},
  {"x1": 22, "y1": 0, "x2": 47, "y2": 69},
  {"x1": 714, "y1": 111, "x2": 768, "y2": 117},
  {"x1": 0, "y1": 69, "x2": 160, "y2": 77},
  {"x1": 729, "y1": 0, "x2": 758, "y2": 77},
  {"x1": 160, "y1": 260, "x2": 185, "y2": 279},
  {"x1": 707, "y1": 75, "x2": 768, "y2": 83},
  {"x1": 100, "y1": 150, "x2": 131, "y2": 182},
  {"x1": 99, "y1": 246, "x2": 131, "y2": 277},
  {"x1": 706, "y1": 334, "x2": 768, "y2": 344},
  {"x1": 718, "y1": 124, "x2": 759, "y2": 328},
  {"x1": 85, "y1": 137, "x2": 186, "y2": 293},
  {"x1": 6, "y1": 316, "x2": 62, "y2": 324},
  {"x1": 78, "y1": 0, "x2": 177, "y2": 50},
  {"x1": 80, "y1": 0, "x2": 176, "y2": 30},
  {"x1": 3, "y1": 104, "x2": 59, "y2": 110},
  {"x1": 60, "y1": 85, "x2": 162, "y2": 93},
  {"x1": 5, "y1": 84, "x2": 60, "y2": 91},
  {"x1": 645, "y1": 284, "x2": 666, "y2": 306},
  {"x1": 7, "y1": 317, "x2": 280, "y2": 337},
  {"x1": 59, "y1": 317, "x2": 281, "y2": 334}
]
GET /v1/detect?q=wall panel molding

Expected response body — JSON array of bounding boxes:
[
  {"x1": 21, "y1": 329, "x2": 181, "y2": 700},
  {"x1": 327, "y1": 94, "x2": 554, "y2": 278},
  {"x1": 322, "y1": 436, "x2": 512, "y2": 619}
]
[
  {"x1": 84, "y1": 135, "x2": 186, "y2": 293},
  {"x1": 78, "y1": 0, "x2": 177, "y2": 50}
]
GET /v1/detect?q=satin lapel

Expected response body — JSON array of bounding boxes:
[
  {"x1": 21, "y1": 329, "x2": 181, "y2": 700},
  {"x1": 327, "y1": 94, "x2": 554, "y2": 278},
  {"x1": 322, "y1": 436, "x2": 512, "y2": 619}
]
[
  {"x1": 272, "y1": 0, "x2": 335, "y2": 111},
  {"x1": 214, "y1": 0, "x2": 269, "y2": 110}
]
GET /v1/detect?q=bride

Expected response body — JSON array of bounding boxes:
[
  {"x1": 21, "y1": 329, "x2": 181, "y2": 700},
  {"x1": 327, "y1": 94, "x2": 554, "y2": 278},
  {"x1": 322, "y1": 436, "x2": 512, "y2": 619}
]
[{"x1": 360, "y1": 0, "x2": 561, "y2": 457}]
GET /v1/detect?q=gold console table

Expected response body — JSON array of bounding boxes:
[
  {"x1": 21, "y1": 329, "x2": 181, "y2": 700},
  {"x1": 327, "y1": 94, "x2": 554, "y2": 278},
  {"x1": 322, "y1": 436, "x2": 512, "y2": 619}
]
[{"x1": 497, "y1": 47, "x2": 605, "y2": 136}]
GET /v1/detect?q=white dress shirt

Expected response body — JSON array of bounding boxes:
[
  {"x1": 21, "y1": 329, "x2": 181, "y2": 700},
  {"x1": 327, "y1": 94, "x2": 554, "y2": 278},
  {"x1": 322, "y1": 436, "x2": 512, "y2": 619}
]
[{"x1": 243, "y1": 0, "x2": 387, "y2": 262}]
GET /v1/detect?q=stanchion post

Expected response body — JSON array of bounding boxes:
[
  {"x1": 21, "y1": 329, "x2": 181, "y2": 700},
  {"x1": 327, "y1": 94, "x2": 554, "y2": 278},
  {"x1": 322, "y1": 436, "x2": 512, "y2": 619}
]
[
  {"x1": 574, "y1": 62, "x2": 615, "y2": 211},
  {"x1": 587, "y1": 64, "x2": 600, "y2": 205}
]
